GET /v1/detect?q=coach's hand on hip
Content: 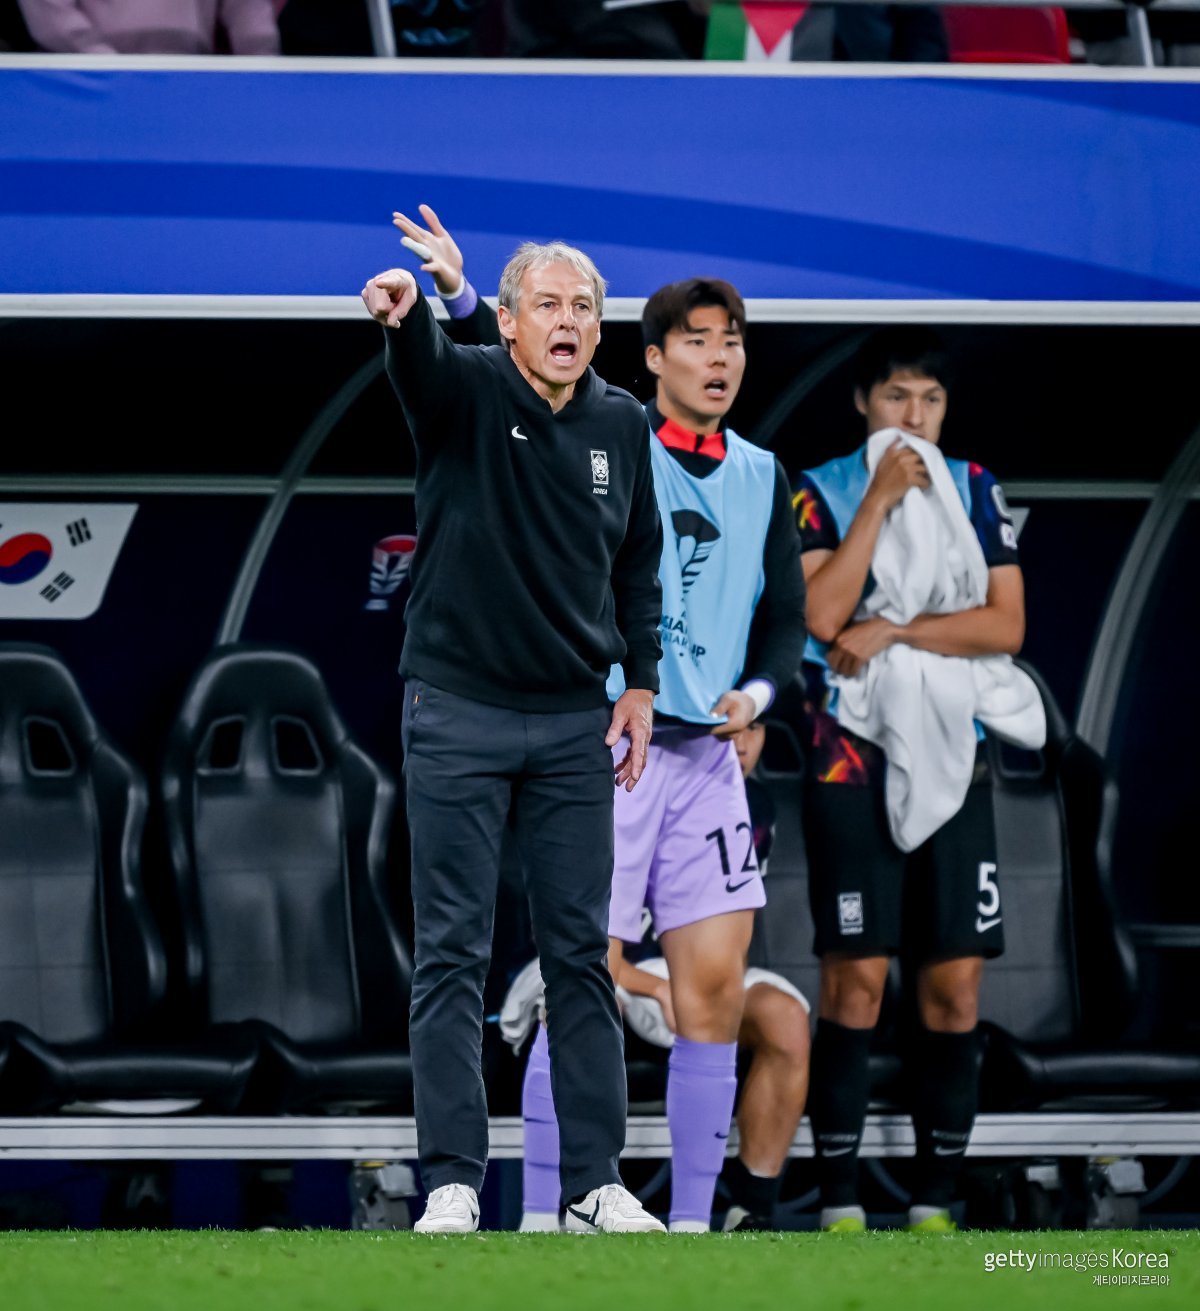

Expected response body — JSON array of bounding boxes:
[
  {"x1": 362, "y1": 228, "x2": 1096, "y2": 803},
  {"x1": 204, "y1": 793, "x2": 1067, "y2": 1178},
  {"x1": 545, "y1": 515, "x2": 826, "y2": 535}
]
[
  {"x1": 362, "y1": 268, "x2": 419, "y2": 327},
  {"x1": 607, "y1": 688, "x2": 654, "y2": 792}
]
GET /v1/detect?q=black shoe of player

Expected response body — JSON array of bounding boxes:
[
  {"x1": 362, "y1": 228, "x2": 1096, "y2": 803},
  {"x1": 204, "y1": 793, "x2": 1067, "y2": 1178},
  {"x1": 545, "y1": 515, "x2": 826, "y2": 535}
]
[{"x1": 722, "y1": 1205, "x2": 775, "y2": 1232}]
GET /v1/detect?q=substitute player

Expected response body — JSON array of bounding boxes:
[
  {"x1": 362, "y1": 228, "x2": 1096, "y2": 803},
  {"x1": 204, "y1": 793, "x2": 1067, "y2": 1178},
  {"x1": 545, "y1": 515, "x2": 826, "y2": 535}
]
[
  {"x1": 511, "y1": 719, "x2": 810, "y2": 1233},
  {"x1": 392, "y1": 205, "x2": 808, "y2": 1232},
  {"x1": 794, "y1": 327, "x2": 1024, "y2": 1232},
  {"x1": 607, "y1": 720, "x2": 810, "y2": 1234}
]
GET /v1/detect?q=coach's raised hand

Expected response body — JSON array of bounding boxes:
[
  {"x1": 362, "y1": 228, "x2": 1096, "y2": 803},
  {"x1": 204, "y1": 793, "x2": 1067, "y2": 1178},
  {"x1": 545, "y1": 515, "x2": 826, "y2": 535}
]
[
  {"x1": 361, "y1": 268, "x2": 419, "y2": 327},
  {"x1": 393, "y1": 204, "x2": 465, "y2": 298}
]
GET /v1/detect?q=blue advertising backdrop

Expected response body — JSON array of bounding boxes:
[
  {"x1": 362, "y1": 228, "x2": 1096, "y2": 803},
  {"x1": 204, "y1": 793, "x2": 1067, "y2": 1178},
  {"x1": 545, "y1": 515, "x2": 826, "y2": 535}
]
[{"x1": 2, "y1": 64, "x2": 1199, "y2": 302}]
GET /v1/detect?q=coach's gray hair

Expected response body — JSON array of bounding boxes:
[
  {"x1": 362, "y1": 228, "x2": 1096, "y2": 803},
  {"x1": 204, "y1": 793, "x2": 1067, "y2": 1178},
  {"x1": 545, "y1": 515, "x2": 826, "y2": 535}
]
[{"x1": 498, "y1": 241, "x2": 607, "y2": 326}]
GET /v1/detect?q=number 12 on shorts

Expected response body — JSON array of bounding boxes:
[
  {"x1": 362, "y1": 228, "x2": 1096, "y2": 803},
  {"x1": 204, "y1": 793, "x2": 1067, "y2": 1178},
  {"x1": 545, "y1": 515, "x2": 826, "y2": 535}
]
[
  {"x1": 976, "y1": 861, "x2": 1001, "y2": 934},
  {"x1": 706, "y1": 823, "x2": 758, "y2": 893}
]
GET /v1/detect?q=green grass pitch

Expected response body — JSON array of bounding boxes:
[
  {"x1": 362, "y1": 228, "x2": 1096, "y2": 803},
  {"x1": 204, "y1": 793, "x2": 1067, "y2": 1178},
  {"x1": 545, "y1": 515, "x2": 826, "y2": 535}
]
[{"x1": 4, "y1": 1230, "x2": 1198, "y2": 1311}]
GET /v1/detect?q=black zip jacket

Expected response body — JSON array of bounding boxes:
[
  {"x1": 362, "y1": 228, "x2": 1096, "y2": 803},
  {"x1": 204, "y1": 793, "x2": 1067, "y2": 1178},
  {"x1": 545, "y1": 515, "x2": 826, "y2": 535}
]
[{"x1": 384, "y1": 290, "x2": 663, "y2": 712}]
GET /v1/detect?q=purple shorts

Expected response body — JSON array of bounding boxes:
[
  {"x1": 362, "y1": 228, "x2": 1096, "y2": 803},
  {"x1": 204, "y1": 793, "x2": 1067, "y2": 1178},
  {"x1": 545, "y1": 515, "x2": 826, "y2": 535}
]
[{"x1": 609, "y1": 729, "x2": 767, "y2": 941}]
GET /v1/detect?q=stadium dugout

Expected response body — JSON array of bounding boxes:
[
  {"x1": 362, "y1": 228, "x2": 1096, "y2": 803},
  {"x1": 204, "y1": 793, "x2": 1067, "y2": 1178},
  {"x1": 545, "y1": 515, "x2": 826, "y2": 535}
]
[{"x1": 1, "y1": 52, "x2": 1198, "y2": 1223}]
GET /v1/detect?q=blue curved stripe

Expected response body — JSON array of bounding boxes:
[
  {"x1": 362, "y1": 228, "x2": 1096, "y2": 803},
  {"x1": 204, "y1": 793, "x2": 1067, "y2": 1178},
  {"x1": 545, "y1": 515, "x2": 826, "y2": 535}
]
[
  {"x1": 2, "y1": 68, "x2": 1199, "y2": 302},
  {"x1": 927, "y1": 77, "x2": 1200, "y2": 130},
  {"x1": 3, "y1": 161, "x2": 1196, "y2": 302}
]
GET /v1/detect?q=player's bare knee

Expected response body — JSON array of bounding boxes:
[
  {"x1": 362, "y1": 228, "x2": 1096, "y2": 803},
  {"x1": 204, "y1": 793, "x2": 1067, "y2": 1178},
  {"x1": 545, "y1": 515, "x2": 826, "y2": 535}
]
[
  {"x1": 745, "y1": 986, "x2": 810, "y2": 1065},
  {"x1": 918, "y1": 959, "x2": 982, "y2": 1031},
  {"x1": 711, "y1": 976, "x2": 748, "y2": 1026},
  {"x1": 826, "y1": 991, "x2": 881, "y2": 1029},
  {"x1": 819, "y1": 957, "x2": 887, "y2": 1028},
  {"x1": 675, "y1": 973, "x2": 745, "y2": 1036},
  {"x1": 919, "y1": 990, "x2": 978, "y2": 1032}
]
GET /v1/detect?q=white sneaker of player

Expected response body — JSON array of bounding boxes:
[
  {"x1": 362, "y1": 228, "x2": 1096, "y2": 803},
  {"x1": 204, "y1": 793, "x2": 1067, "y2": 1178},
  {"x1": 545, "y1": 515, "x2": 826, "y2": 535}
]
[
  {"x1": 414, "y1": 1183, "x2": 480, "y2": 1233},
  {"x1": 564, "y1": 1184, "x2": 666, "y2": 1234},
  {"x1": 518, "y1": 1210, "x2": 561, "y2": 1233}
]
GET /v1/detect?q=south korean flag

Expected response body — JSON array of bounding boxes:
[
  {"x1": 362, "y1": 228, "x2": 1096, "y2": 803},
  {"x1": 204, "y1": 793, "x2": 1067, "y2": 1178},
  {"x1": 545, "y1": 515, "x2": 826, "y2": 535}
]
[{"x1": 0, "y1": 504, "x2": 137, "y2": 620}]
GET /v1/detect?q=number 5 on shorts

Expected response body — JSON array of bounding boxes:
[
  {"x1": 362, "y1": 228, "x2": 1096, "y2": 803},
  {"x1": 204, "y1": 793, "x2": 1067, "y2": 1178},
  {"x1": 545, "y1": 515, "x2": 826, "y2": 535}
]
[{"x1": 976, "y1": 860, "x2": 1001, "y2": 932}]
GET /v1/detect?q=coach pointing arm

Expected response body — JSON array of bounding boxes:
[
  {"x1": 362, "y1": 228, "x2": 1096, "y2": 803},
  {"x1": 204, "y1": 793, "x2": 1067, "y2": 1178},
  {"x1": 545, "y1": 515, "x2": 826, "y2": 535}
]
[{"x1": 361, "y1": 266, "x2": 474, "y2": 448}]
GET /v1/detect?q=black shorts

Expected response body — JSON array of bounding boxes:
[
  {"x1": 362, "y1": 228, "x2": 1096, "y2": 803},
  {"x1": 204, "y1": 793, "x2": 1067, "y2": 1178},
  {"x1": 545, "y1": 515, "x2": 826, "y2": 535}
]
[{"x1": 805, "y1": 773, "x2": 1004, "y2": 962}]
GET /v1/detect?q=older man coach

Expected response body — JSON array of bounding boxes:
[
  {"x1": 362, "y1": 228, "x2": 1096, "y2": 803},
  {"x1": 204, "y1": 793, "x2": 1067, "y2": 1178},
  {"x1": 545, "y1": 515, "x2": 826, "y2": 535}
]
[{"x1": 362, "y1": 238, "x2": 665, "y2": 1234}]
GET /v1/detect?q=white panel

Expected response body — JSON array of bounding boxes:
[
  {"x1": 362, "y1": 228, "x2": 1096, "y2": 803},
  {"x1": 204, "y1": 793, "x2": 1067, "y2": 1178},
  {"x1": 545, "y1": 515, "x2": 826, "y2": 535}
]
[{"x1": 0, "y1": 503, "x2": 137, "y2": 620}]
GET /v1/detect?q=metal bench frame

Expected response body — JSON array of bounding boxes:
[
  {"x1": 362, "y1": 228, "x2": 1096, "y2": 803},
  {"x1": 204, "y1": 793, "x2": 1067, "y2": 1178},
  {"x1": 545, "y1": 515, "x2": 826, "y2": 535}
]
[{"x1": 1, "y1": 1113, "x2": 1196, "y2": 1160}]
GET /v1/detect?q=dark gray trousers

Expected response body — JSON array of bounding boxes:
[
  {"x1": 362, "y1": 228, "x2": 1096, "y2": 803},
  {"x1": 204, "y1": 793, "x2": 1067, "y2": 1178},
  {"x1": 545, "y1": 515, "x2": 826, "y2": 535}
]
[{"x1": 402, "y1": 679, "x2": 627, "y2": 1201}]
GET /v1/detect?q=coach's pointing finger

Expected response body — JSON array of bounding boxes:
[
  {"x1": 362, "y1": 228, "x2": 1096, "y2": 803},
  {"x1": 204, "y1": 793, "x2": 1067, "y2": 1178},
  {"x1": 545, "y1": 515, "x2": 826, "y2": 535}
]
[{"x1": 362, "y1": 269, "x2": 419, "y2": 327}]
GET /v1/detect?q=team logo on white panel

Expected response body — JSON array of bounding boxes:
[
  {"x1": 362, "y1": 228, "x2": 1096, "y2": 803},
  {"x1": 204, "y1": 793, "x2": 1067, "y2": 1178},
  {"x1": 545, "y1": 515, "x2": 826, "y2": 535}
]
[
  {"x1": 365, "y1": 534, "x2": 417, "y2": 612},
  {"x1": 0, "y1": 504, "x2": 137, "y2": 620}
]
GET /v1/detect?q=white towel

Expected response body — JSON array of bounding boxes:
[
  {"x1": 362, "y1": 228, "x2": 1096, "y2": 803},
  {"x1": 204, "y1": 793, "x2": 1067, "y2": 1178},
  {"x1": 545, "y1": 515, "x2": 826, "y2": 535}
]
[
  {"x1": 829, "y1": 428, "x2": 1046, "y2": 852},
  {"x1": 498, "y1": 958, "x2": 546, "y2": 1050}
]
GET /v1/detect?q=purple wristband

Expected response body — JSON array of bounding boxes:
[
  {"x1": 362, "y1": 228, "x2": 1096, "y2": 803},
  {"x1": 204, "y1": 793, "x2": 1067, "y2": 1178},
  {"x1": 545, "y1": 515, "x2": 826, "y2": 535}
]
[{"x1": 440, "y1": 280, "x2": 478, "y2": 320}]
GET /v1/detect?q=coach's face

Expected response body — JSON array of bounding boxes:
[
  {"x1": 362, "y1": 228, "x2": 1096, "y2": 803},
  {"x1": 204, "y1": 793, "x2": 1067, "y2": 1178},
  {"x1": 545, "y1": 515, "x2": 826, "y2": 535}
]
[{"x1": 500, "y1": 262, "x2": 601, "y2": 390}]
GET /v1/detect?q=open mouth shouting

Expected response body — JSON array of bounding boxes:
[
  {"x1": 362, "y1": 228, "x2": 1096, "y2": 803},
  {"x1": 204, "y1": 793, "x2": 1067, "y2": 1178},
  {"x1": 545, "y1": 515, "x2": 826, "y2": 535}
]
[
  {"x1": 703, "y1": 376, "x2": 729, "y2": 401},
  {"x1": 549, "y1": 338, "x2": 579, "y2": 366}
]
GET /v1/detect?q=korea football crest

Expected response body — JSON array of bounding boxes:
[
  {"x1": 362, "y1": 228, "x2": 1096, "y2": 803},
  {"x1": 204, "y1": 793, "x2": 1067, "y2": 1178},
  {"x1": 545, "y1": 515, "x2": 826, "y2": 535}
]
[
  {"x1": 838, "y1": 892, "x2": 864, "y2": 936},
  {"x1": 591, "y1": 449, "x2": 609, "y2": 496},
  {"x1": 0, "y1": 504, "x2": 137, "y2": 620}
]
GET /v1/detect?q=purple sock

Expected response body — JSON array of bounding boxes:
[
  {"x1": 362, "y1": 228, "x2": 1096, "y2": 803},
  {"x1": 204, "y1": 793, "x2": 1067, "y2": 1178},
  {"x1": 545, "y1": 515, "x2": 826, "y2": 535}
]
[
  {"x1": 667, "y1": 1037, "x2": 739, "y2": 1225},
  {"x1": 522, "y1": 1026, "x2": 561, "y2": 1214}
]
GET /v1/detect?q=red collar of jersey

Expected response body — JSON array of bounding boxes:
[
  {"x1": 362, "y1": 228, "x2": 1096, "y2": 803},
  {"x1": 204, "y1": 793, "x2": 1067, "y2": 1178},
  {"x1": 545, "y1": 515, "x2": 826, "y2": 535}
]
[{"x1": 655, "y1": 414, "x2": 727, "y2": 462}]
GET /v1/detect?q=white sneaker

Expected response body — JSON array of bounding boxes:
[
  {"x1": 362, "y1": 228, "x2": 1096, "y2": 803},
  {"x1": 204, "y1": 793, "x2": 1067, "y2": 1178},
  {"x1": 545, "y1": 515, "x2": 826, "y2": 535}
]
[
  {"x1": 414, "y1": 1183, "x2": 480, "y2": 1233},
  {"x1": 564, "y1": 1184, "x2": 666, "y2": 1234}
]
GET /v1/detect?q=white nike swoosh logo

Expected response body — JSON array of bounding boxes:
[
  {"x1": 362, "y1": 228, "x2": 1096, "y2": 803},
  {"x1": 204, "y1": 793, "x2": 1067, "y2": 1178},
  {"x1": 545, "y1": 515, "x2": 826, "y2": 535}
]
[
  {"x1": 976, "y1": 916, "x2": 1002, "y2": 933},
  {"x1": 934, "y1": 1145, "x2": 964, "y2": 1156},
  {"x1": 822, "y1": 1146, "x2": 856, "y2": 1157},
  {"x1": 511, "y1": 426, "x2": 528, "y2": 440}
]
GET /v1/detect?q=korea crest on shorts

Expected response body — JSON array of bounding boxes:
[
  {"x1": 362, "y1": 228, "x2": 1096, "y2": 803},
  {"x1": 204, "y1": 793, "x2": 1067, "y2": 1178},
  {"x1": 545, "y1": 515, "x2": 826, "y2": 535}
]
[{"x1": 838, "y1": 892, "x2": 865, "y2": 935}]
